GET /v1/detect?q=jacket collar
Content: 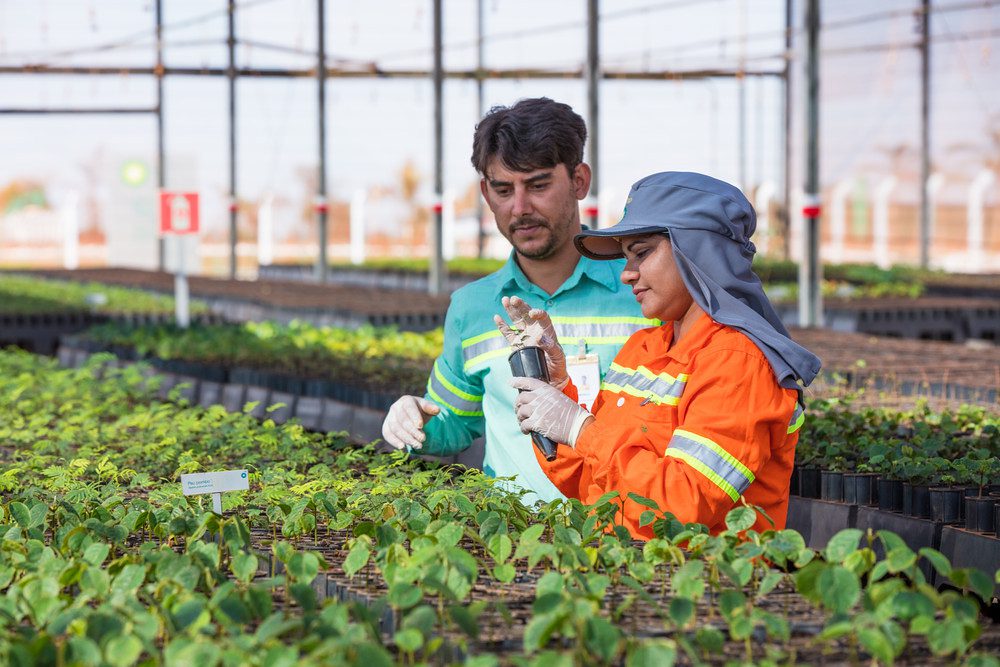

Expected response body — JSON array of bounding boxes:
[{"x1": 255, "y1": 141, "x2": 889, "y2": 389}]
[{"x1": 650, "y1": 310, "x2": 718, "y2": 366}]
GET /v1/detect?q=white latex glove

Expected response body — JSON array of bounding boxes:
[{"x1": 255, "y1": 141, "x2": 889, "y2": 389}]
[
  {"x1": 381, "y1": 395, "x2": 440, "y2": 450},
  {"x1": 510, "y1": 377, "x2": 592, "y2": 447},
  {"x1": 494, "y1": 295, "x2": 568, "y2": 388}
]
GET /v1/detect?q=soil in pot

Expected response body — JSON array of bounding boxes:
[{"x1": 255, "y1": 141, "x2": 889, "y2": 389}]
[
  {"x1": 903, "y1": 483, "x2": 932, "y2": 519},
  {"x1": 820, "y1": 470, "x2": 844, "y2": 502},
  {"x1": 798, "y1": 467, "x2": 820, "y2": 499},
  {"x1": 965, "y1": 496, "x2": 997, "y2": 533},
  {"x1": 877, "y1": 478, "x2": 904, "y2": 512},
  {"x1": 929, "y1": 487, "x2": 962, "y2": 524}
]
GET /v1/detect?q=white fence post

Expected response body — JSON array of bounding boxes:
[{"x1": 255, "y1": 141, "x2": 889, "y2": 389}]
[
  {"x1": 829, "y1": 179, "x2": 852, "y2": 264},
  {"x1": 62, "y1": 191, "x2": 80, "y2": 270},
  {"x1": 754, "y1": 181, "x2": 775, "y2": 256},
  {"x1": 967, "y1": 169, "x2": 995, "y2": 272},
  {"x1": 873, "y1": 176, "x2": 897, "y2": 269},
  {"x1": 257, "y1": 193, "x2": 274, "y2": 267},
  {"x1": 350, "y1": 189, "x2": 367, "y2": 265}
]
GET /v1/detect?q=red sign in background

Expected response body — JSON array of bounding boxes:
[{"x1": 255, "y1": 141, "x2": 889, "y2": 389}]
[{"x1": 159, "y1": 191, "x2": 200, "y2": 235}]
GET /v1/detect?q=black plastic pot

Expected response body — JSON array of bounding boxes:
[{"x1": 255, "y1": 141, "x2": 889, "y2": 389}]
[
  {"x1": 820, "y1": 470, "x2": 844, "y2": 502},
  {"x1": 929, "y1": 487, "x2": 962, "y2": 524},
  {"x1": 877, "y1": 478, "x2": 904, "y2": 512},
  {"x1": 960, "y1": 486, "x2": 978, "y2": 521},
  {"x1": 965, "y1": 496, "x2": 997, "y2": 533},
  {"x1": 798, "y1": 467, "x2": 821, "y2": 499},
  {"x1": 843, "y1": 473, "x2": 878, "y2": 506},
  {"x1": 508, "y1": 347, "x2": 558, "y2": 461},
  {"x1": 903, "y1": 483, "x2": 932, "y2": 519},
  {"x1": 789, "y1": 465, "x2": 801, "y2": 496}
]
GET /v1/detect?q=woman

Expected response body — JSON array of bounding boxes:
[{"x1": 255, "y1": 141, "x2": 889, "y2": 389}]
[{"x1": 496, "y1": 172, "x2": 821, "y2": 538}]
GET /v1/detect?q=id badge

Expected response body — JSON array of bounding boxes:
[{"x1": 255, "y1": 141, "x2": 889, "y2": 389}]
[{"x1": 566, "y1": 352, "x2": 601, "y2": 411}]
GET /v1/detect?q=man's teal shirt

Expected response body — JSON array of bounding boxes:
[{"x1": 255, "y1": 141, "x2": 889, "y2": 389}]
[{"x1": 421, "y1": 252, "x2": 656, "y2": 504}]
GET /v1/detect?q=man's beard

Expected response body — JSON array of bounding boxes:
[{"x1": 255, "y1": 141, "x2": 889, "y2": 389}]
[{"x1": 510, "y1": 218, "x2": 560, "y2": 260}]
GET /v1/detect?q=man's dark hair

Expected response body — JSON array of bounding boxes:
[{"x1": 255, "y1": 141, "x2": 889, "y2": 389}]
[{"x1": 471, "y1": 97, "x2": 587, "y2": 177}]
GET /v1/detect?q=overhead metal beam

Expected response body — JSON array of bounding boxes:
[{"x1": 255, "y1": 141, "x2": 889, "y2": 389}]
[
  {"x1": 0, "y1": 107, "x2": 157, "y2": 114},
  {"x1": 0, "y1": 64, "x2": 784, "y2": 80}
]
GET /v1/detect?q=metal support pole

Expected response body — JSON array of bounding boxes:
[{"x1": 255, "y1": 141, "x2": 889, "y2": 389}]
[
  {"x1": 799, "y1": 0, "x2": 822, "y2": 327},
  {"x1": 156, "y1": 0, "x2": 165, "y2": 271},
  {"x1": 227, "y1": 0, "x2": 238, "y2": 280},
  {"x1": 781, "y1": 0, "x2": 792, "y2": 260},
  {"x1": 315, "y1": 0, "x2": 329, "y2": 282},
  {"x1": 585, "y1": 0, "x2": 599, "y2": 228},
  {"x1": 429, "y1": 0, "x2": 445, "y2": 295},
  {"x1": 475, "y1": 0, "x2": 487, "y2": 259},
  {"x1": 919, "y1": 0, "x2": 931, "y2": 269}
]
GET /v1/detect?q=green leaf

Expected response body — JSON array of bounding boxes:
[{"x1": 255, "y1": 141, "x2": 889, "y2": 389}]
[
  {"x1": 286, "y1": 551, "x2": 319, "y2": 583},
  {"x1": 824, "y1": 529, "x2": 862, "y2": 563},
  {"x1": 448, "y1": 603, "x2": 481, "y2": 638},
  {"x1": 9, "y1": 502, "x2": 30, "y2": 528},
  {"x1": 584, "y1": 616, "x2": 622, "y2": 663},
  {"x1": 668, "y1": 598, "x2": 694, "y2": 628},
  {"x1": 343, "y1": 540, "x2": 370, "y2": 577},
  {"x1": 520, "y1": 523, "x2": 545, "y2": 544},
  {"x1": 493, "y1": 563, "x2": 516, "y2": 584},
  {"x1": 886, "y1": 546, "x2": 917, "y2": 574},
  {"x1": 104, "y1": 635, "x2": 143, "y2": 667},
  {"x1": 639, "y1": 510, "x2": 656, "y2": 527},
  {"x1": 83, "y1": 542, "x2": 111, "y2": 567},
  {"x1": 928, "y1": 617, "x2": 968, "y2": 656},
  {"x1": 111, "y1": 563, "x2": 147, "y2": 596},
  {"x1": 627, "y1": 492, "x2": 659, "y2": 510},
  {"x1": 758, "y1": 570, "x2": 784, "y2": 597},
  {"x1": 817, "y1": 565, "x2": 860, "y2": 614},
  {"x1": 891, "y1": 591, "x2": 935, "y2": 620},
  {"x1": 523, "y1": 612, "x2": 564, "y2": 652},
  {"x1": 967, "y1": 568, "x2": 994, "y2": 602},
  {"x1": 436, "y1": 523, "x2": 464, "y2": 547},
  {"x1": 694, "y1": 627, "x2": 724, "y2": 653},
  {"x1": 172, "y1": 599, "x2": 209, "y2": 632},
  {"x1": 488, "y1": 533, "x2": 513, "y2": 564},
  {"x1": 230, "y1": 551, "x2": 257, "y2": 584},
  {"x1": 626, "y1": 640, "x2": 677, "y2": 667},
  {"x1": 261, "y1": 645, "x2": 297, "y2": 667},
  {"x1": 289, "y1": 582, "x2": 317, "y2": 612},
  {"x1": 858, "y1": 627, "x2": 896, "y2": 664},
  {"x1": 724, "y1": 506, "x2": 756, "y2": 533},
  {"x1": 918, "y1": 547, "x2": 952, "y2": 578},
  {"x1": 388, "y1": 582, "x2": 422, "y2": 610}
]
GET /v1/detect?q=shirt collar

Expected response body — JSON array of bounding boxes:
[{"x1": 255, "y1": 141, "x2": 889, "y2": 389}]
[{"x1": 500, "y1": 250, "x2": 622, "y2": 297}]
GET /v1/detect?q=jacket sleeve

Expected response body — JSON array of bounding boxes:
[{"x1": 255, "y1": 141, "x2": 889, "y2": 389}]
[
  {"x1": 420, "y1": 301, "x2": 486, "y2": 456},
  {"x1": 531, "y1": 379, "x2": 608, "y2": 500},
  {"x1": 574, "y1": 348, "x2": 794, "y2": 531}
]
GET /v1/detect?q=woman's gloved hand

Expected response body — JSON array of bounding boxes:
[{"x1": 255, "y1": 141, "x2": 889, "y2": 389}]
[
  {"x1": 494, "y1": 295, "x2": 568, "y2": 389},
  {"x1": 509, "y1": 377, "x2": 593, "y2": 447}
]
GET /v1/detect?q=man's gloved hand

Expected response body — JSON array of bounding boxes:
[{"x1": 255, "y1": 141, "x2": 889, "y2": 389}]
[
  {"x1": 494, "y1": 295, "x2": 568, "y2": 388},
  {"x1": 381, "y1": 395, "x2": 441, "y2": 450},
  {"x1": 509, "y1": 377, "x2": 593, "y2": 447}
]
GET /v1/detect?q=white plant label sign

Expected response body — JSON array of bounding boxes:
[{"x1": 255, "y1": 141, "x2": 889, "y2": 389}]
[{"x1": 181, "y1": 470, "x2": 249, "y2": 514}]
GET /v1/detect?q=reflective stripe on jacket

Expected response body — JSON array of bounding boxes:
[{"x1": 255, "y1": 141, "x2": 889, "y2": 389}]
[{"x1": 534, "y1": 312, "x2": 802, "y2": 539}]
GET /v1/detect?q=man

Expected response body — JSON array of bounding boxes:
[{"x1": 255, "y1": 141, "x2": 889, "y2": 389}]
[
  {"x1": 501, "y1": 172, "x2": 821, "y2": 535},
  {"x1": 381, "y1": 97, "x2": 655, "y2": 503}
]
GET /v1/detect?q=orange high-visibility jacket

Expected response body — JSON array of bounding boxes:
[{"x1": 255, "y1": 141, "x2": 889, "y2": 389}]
[{"x1": 534, "y1": 312, "x2": 804, "y2": 539}]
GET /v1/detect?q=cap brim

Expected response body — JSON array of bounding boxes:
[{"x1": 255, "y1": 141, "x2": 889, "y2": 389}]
[{"x1": 574, "y1": 225, "x2": 669, "y2": 260}]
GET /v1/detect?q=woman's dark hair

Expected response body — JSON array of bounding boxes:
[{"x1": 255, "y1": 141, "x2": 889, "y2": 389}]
[{"x1": 471, "y1": 97, "x2": 587, "y2": 177}]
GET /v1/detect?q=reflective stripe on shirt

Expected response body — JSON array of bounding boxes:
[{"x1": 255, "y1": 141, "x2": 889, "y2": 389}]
[
  {"x1": 601, "y1": 361, "x2": 689, "y2": 406},
  {"x1": 427, "y1": 360, "x2": 484, "y2": 416},
  {"x1": 460, "y1": 316, "x2": 656, "y2": 372},
  {"x1": 787, "y1": 403, "x2": 805, "y2": 434},
  {"x1": 665, "y1": 428, "x2": 755, "y2": 501}
]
